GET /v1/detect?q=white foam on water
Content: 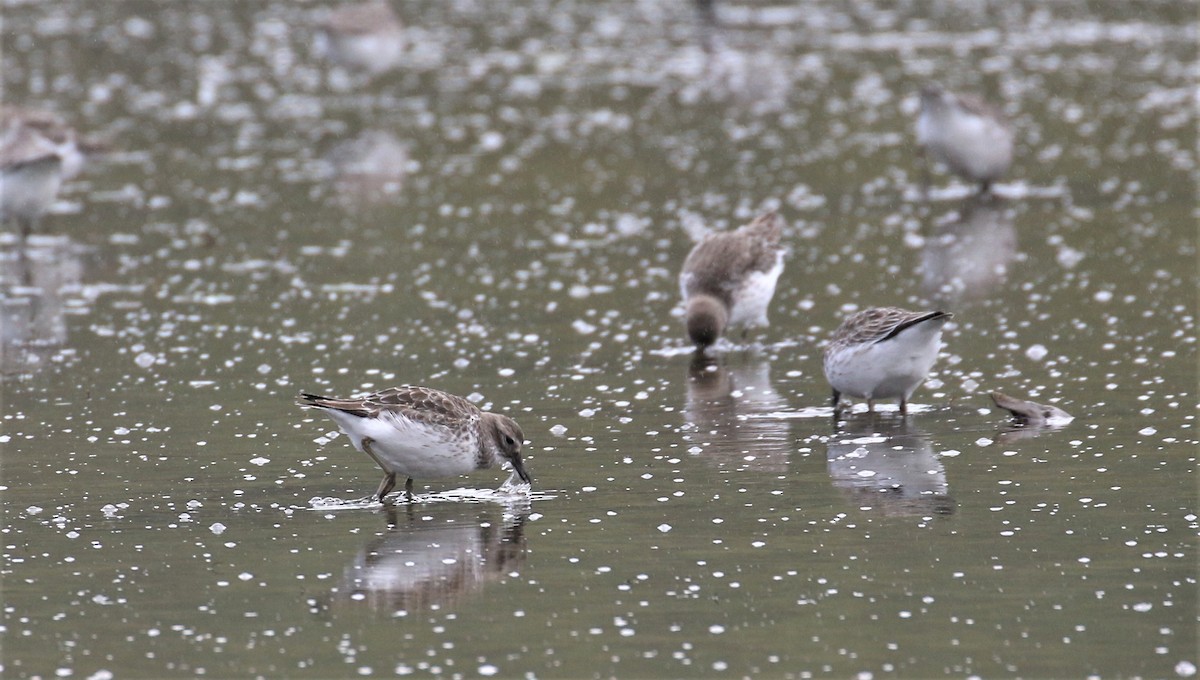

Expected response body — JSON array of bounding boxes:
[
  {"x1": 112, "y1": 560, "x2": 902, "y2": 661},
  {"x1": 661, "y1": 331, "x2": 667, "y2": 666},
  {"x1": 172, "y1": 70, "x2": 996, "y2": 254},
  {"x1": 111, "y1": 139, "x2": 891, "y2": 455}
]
[{"x1": 304, "y1": 473, "x2": 556, "y2": 511}]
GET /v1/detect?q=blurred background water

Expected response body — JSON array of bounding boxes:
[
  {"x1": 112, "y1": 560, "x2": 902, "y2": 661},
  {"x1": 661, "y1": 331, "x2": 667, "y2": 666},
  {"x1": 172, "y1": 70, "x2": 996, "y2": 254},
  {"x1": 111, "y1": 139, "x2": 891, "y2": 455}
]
[{"x1": 2, "y1": 1, "x2": 1196, "y2": 677}]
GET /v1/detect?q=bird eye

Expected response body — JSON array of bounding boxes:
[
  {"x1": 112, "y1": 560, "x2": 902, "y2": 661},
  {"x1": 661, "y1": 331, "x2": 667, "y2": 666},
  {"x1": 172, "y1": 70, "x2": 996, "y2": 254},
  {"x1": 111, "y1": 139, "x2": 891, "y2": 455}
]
[{"x1": 504, "y1": 435, "x2": 516, "y2": 447}]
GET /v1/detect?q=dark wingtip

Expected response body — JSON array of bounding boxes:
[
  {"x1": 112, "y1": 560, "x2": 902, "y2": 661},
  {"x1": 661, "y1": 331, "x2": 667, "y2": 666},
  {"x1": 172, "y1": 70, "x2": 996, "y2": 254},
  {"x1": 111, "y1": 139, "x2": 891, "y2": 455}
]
[
  {"x1": 879, "y1": 309, "x2": 953, "y2": 342},
  {"x1": 297, "y1": 392, "x2": 328, "y2": 407}
]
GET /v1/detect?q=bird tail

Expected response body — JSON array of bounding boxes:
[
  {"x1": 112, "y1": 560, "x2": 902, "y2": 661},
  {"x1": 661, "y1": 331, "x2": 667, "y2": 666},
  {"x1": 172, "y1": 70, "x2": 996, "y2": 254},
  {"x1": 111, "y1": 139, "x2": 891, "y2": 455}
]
[
  {"x1": 746, "y1": 210, "x2": 783, "y2": 244},
  {"x1": 296, "y1": 392, "x2": 333, "y2": 408}
]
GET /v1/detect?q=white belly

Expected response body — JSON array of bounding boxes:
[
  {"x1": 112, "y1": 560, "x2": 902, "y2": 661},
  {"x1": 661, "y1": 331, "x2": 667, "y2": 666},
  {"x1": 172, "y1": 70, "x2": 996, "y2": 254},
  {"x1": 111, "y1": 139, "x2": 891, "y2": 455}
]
[
  {"x1": 0, "y1": 161, "x2": 63, "y2": 221},
  {"x1": 727, "y1": 253, "x2": 784, "y2": 329},
  {"x1": 825, "y1": 323, "x2": 944, "y2": 401},
  {"x1": 321, "y1": 409, "x2": 481, "y2": 479}
]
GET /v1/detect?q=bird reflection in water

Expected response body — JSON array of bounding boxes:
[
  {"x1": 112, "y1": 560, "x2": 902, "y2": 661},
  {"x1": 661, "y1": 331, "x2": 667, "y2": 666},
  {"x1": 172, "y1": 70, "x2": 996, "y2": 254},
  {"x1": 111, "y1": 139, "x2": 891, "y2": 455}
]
[
  {"x1": 825, "y1": 419, "x2": 955, "y2": 516},
  {"x1": 920, "y1": 194, "x2": 1017, "y2": 308},
  {"x1": 321, "y1": 130, "x2": 408, "y2": 207},
  {"x1": 332, "y1": 504, "x2": 529, "y2": 613},
  {"x1": 1, "y1": 239, "x2": 84, "y2": 375},
  {"x1": 683, "y1": 353, "x2": 792, "y2": 473}
]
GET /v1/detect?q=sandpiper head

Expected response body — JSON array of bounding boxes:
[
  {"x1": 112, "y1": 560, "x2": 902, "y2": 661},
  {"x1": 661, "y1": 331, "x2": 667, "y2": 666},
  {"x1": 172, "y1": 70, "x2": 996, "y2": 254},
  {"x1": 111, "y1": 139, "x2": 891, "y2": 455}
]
[
  {"x1": 488, "y1": 414, "x2": 531, "y2": 484},
  {"x1": 686, "y1": 295, "x2": 728, "y2": 349}
]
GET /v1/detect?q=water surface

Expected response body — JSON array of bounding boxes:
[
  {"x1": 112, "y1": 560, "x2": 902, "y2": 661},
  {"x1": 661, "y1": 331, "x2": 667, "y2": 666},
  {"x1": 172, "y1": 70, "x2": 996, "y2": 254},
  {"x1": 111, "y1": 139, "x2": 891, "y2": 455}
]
[{"x1": 2, "y1": 1, "x2": 1196, "y2": 677}]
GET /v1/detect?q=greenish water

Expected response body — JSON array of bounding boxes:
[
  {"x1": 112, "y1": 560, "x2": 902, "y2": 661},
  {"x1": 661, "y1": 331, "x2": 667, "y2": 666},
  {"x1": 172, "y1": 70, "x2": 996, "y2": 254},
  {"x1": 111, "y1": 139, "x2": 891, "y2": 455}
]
[{"x1": 2, "y1": 1, "x2": 1195, "y2": 678}]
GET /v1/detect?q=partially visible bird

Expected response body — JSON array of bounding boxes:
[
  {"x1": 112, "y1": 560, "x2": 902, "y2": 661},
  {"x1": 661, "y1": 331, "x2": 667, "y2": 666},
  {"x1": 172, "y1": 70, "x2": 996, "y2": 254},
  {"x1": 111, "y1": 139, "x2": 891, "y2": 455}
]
[
  {"x1": 823, "y1": 307, "x2": 952, "y2": 416},
  {"x1": 315, "y1": 1, "x2": 406, "y2": 76},
  {"x1": 916, "y1": 83, "x2": 1014, "y2": 195},
  {"x1": 0, "y1": 107, "x2": 105, "y2": 240},
  {"x1": 297, "y1": 386, "x2": 530, "y2": 502},
  {"x1": 679, "y1": 211, "x2": 785, "y2": 350},
  {"x1": 990, "y1": 391, "x2": 1073, "y2": 427}
]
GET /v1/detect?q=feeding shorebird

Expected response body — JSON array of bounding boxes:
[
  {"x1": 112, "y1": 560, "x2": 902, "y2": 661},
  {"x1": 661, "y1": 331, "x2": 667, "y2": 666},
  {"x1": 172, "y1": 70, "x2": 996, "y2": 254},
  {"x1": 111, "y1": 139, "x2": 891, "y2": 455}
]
[
  {"x1": 679, "y1": 211, "x2": 785, "y2": 350},
  {"x1": 990, "y1": 391, "x2": 1073, "y2": 427},
  {"x1": 298, "y1": 386, "x2": 530, "y2": 502},
  {"x1": 916, "y1": 83, "x2": 1014, "y2": 195},
  {"x1": 823, "y1": 307, "x2": 952, "y2": 416}
]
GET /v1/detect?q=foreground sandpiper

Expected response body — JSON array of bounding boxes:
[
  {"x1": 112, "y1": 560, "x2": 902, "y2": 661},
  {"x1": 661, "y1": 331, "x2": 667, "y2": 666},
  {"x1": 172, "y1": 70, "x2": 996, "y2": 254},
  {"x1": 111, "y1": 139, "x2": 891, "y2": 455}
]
[
  {"x1": 916, "y1": 83, "x2": 1013, "y2": 194},
  {"x1": 679, "y1": 211, "x2": 785, "y2": 350},
  {"x1": 823, "y1": 307, "x2": 952, "y2": 416},
  {"x1": 298, "y1": 386, "x2": 530, "y2": 501}
]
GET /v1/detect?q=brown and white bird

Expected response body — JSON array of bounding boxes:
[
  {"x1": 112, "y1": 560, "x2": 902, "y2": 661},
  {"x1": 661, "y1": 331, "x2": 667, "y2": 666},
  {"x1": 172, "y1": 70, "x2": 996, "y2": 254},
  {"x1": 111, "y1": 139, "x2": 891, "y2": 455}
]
[
  {"x1": 823, "y1": 307, "x2": 952, "y2": 416},
  {"x1": 679, "y1": 211, "x2": 785, "y2": 350},
  {"x1": 298, "y1": 386, "x2": 530, "y2": 502},
  {"x1": 916, "y1": 84, "x2": 1014, "y2": 194},
  {"x1": 0, "y1": 107, "x2": 103, "y2": 239},
  {"x1": 315, "y1": 1, "x2": 406, "y2": 76}
]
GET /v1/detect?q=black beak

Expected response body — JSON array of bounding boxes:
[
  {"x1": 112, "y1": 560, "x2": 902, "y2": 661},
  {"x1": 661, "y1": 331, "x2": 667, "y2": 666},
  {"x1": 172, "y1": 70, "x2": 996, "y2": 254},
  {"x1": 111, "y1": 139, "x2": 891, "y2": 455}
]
[{"x1": 511, "y1": 454, "x2": 532, "y2": 484}]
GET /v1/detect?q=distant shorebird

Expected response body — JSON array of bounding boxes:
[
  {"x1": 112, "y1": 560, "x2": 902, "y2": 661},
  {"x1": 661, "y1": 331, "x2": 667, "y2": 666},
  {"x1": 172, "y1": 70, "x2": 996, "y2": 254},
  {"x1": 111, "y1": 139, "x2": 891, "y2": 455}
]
[
  {"x1": 916, "y1": 84, "x2": 1013, "y2": 194},
  {"x1": 679, "y1": 211, "x2": 785, "y2": 350},
  {"x1": 823, "y1": 307, "x2": 952, "y2": 416},
  {"x1": 2, "y1": 109, "x2": 71, "y2": 240},
  {"x1": 298, "y1": 386, "x2": 530, "y2": 502},
  {"x1": 0, "y1": 107, "x2": 104, "y2": 239},
  {"x1": 315, "y1": 1, "x2": 406, "y2": 75}
]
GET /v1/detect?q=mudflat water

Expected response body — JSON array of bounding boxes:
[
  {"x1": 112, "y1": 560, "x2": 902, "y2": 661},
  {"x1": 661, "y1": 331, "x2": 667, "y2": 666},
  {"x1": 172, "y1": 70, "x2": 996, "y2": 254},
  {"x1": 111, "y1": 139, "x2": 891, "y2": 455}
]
[{"x1": 2, "y1": 2, "x2": 1195, "y2": 678}]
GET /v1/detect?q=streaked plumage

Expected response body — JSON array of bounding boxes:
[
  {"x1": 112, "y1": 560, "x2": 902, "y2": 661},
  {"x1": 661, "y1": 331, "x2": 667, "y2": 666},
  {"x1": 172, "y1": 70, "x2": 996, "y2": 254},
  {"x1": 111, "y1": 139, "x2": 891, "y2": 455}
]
[
  {"x1": 916, "y1": 84, "x2": 1013, "y2": 193},
  {"x1": 823, "y1": 307, "x2": 952, "y2": 415},
  {"x1": 679, "y1": 211, "x2": 785, "y2": 349},
  {"x1": 297, "y1": 385, "x2": 530, "y2": 501}
]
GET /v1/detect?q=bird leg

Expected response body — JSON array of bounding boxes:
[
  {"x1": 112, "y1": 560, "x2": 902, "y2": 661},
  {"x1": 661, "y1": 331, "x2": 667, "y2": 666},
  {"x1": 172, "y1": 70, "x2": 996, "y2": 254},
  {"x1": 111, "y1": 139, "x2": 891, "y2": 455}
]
[
  {"x1": 360, "y1": 437, "x2": 385, "y2": 470},
  {"x1": 867, "y1": 398, "x2": 876, "y2": 414},
  {"x1": 918, "y1": 146, "x2": 932, "y2": 201},
  {"x1": 19, "y1": 216, "x2": 34, "y2": 243},
  {"x1": 830, "y1": 389, "x2": 842, "y2": 418},
  {"x1": 360, "y1": 437, "x2": 395, "y2": 502},
  {"x1": 405, "y1": 477, "x2": 414, "y2": 500},
  {"x1": 375, "y1": 472, "x2": 397, "y2": 503},
  {"x1": 899, "y1": 397, "x2": 909, "y2": 416}
]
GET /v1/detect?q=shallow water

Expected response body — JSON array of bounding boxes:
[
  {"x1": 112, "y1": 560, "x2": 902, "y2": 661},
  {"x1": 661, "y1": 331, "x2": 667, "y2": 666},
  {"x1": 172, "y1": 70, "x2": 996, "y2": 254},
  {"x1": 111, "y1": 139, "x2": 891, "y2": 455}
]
[{"x1": 2, "y1": 1, "x2": 1196, "y2": 678}]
